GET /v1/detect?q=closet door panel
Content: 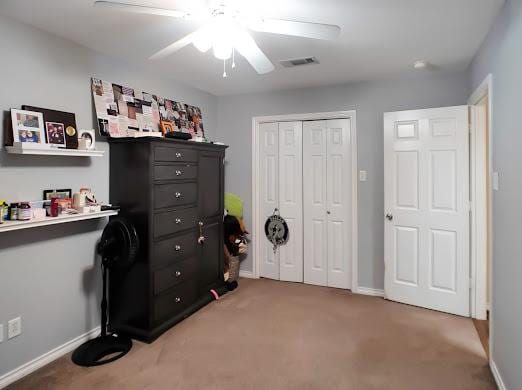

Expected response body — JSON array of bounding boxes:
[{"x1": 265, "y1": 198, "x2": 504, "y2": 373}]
[
  {"x1": 260, "y1": 122, "x2": 280, "y2": 280},
  {"x1": 327, "y1": 119, "x2": 352, "y2": 289},
  {"x1": 278, "y1": 121, "x2": 303, "y2": 282},
  {"x1": 303, "y1": 120, "x2": 328, "y2": 286}
]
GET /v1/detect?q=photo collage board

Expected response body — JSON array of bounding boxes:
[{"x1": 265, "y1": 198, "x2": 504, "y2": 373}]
[{"x1": 91, "y1": 78, "x2": 205, "y2": 139}]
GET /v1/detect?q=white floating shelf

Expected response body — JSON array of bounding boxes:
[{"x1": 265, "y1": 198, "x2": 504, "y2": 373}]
[
  {"x1": 0, "y1": 210, "x2": 118, "y2": 233},
  {"x1": 5, "y1": 145, "x2": 104, "y2": 157}
]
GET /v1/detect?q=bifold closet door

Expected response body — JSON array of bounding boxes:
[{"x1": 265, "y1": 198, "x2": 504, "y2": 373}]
[
  {"x1": 259, "y1": 122, "x2": 280, "y2": 280},
  {"x1": 278, "y1": 121, "x2": 303, "y2": 282},
  {"x1": 303, "y1": 119, "x2": 352, "y2": 289},
  {"x1": 259, "y1": 121, "x2": 303, "y2": 282}
]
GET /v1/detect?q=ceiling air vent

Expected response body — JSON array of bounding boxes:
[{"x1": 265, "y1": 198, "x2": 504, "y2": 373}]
[{"x1": 280, "y1": 57, "x2": 320, "y2": 68}]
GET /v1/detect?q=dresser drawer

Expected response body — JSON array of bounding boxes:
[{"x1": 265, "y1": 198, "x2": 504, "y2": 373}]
[
  {"x1": 153, "y1": 257, "x2": 197, "y2": 295},
  {"x1": 154, "y1": 182, "x2": 197, "y2": 209},
  {"x1": 154, "y1": 164, "x2": 198, "y2": 182},
  {"x1": 154, "y1": 207, "x2": 198, "y2": 238},
  {"x1": 154, "y1": 146, "x2": 198, "y2": 163},
  {"x1": 154, "y1": 280, "x2": 197, "y2": 322},
  {"x1": 152, "y1": 231, "x2": 198, "y2": 268}
]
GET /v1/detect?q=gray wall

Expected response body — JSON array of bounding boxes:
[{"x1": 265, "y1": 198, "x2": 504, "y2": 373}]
[
  {"x1": 216, "y1": 72, "x2": 469, "y2": 289},
  {"x1": 0, "y1": 15, "x2": 218, "y2": 378},
  {"x1": 469, "y1": 1, "x2": 522, "y2": 388}
]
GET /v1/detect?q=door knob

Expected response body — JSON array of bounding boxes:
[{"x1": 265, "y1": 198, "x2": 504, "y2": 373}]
[{"x1": 385, "y1": 213, "x2": 393, "y2": 221}]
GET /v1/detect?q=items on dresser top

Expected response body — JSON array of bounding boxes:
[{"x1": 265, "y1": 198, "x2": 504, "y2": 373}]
[{"x1": 108, "y1": 138, "x2": 227, "y2": 342}]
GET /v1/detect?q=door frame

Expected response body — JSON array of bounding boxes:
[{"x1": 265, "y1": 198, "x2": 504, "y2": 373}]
[
  {"x1": 251, "y1": 110, "x2": 359, "y2": 291},
  {"x1": 468, "y1": 74, "x2": 493, "y2": 322}
]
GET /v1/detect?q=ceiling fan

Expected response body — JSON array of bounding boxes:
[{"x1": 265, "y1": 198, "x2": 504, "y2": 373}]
[{"x1": 94, "y1": 1, "x2": 341, "y2": 76}]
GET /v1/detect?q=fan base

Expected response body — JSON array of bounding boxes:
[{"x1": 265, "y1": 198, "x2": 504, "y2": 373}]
[{"x1": 72, "y1": 334, "x2": 132, "y2": 367}]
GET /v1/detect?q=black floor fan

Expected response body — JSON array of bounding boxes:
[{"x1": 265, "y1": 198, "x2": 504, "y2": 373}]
[{"x1": 72, "y1": 217, "x2": 139, "y2": 366}]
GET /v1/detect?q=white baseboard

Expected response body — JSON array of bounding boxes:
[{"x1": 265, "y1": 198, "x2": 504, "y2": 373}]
[
  {"x1": 490, "y1": 360, "x2": 507, "y2": 390},
  {"x1": 0, "y1": 326, "x2": 100, "y2": 389},
  {"x1": 239, "y1": 270, "x2": 257, "y2": 279},
  {"x1": 355, "y1": 287, "x2": 385, "y2": 297}
]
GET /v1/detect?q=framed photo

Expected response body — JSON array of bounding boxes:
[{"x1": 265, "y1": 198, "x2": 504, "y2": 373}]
[
  {"x1": 45, "y1": 122, "x2": 66, "y2": 147},
  {"x1": 78, "y1": 129, "x2": 96, "y2": 150},
  {"x1": 43, "y1": 189, "x2": 72, "y2": 201},
  {"x1": 11, "y1": 109, "x2": 45, "y2": 144}
]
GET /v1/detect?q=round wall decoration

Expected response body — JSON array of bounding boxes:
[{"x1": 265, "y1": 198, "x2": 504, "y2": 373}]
[{"x1": 264, "y1": 209, "x2": 289, "y2": 252}]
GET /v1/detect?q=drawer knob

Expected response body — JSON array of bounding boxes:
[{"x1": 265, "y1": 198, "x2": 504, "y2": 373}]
[
  {"x1": 175, "y1": 271, "x2": 182, "y2": 277},
  {"x1": 176, "y1": 152, "x2": 182, "y2": 158},
  {"x1": 175, "y1": 192, "x2": 182, "y2": 199},
  {"x1": 175, "y1": 218, "x2": 182, "y2": 224},
  {"x1": 175, "y1": 170, "x2": 182, "y2": 176},
  {"x1": 175, "y1": 245, "x2": 181, "y2": 251},
  {"x1": 175, "y1": 297, "x2": 181, "y2": 303}
]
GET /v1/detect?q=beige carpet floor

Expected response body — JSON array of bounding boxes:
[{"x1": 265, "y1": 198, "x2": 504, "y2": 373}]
[{"x1": 9, "y1": 278, "x2": 495, "y2": 390}]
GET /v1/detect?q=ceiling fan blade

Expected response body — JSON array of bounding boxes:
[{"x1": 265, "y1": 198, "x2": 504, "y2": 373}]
[
  {"x1": 248, "y1": 18, "x2": 340, "y2": 40},
  {"x1": 234, "y1": 31, "x2": 275, "y2": 74},
  {"x1": 149, "y1": 32, "x2": 197, "y2": 60},
  {"x1": 93, "y1": 1, "x2": 190, "y2": 18}
]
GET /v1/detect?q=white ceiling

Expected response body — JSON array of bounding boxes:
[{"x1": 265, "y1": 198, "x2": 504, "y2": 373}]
[{"x1": 0, "y1": 0, "x2": 503, "y2": 96}]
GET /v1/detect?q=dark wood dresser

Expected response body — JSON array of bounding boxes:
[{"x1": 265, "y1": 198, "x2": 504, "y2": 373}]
[{"x1": 108, "y1": 138, "x2": 227, "y2": 342}]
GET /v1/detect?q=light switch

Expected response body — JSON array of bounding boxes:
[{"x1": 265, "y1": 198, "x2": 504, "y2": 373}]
[
  {"x1": 359, "y1": 170, "x2": 367, "y2": 182},
  {"x1": 492, "y1": 172, "x2": 499, "y2": 191}
]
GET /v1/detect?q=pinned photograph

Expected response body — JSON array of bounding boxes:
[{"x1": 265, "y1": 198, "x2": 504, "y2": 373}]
[{"x1": 45, "y1": 122, "x2": 66, "y2": 147}]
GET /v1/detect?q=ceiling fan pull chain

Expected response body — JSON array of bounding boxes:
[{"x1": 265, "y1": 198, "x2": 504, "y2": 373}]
[{"x1": 223, "y1": 59, "x2": 227, "y2": 78}]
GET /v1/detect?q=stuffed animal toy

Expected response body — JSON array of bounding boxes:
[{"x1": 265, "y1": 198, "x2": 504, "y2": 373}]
[{"x1": 223, "y1": 214, "x2": 249, "y2": 286}]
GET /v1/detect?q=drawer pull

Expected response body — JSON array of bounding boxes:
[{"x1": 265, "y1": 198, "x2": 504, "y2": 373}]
[
  {"x1": 175, "y1": 152, "x2": 182, "y2": 159},
  {"x1": 175, "y1": 245, "x2": 181, "y2": 251},
  {"x1": 175, "y1": 192, "x2": 182, "y2": 199},
  {"x1": 175, "y1": 218, "x2": 182, "y2": 224},
  {"x1": 175, "y1": 170, "x2": 182, "y2": 176},
  {"x1": 175, "y1": 271, "x2": 182, "y2": 277},
  {"x1": 175, "y1": 297, "x2": 181, "y2": 303}
]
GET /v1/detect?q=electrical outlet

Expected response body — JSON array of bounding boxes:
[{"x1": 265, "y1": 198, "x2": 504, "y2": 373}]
[
  {"x1": 8, "y1": 317, "x2": 22, "y2": 339},
  {"x1": 359, "y1": 170, "x2": 368, "y2": 182}
]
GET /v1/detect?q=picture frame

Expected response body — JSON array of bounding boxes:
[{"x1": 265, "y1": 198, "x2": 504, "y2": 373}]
[
  {"x1": 10, "y1": 109, "x2": 45, "y2": 144},
  {"x1": 78, "y1": 129, "x2": 96, "y2": 150},
  {"x1": 43, "y1": 189, "x2": 72, "y2": 201},
  {"x1": 45, "y1": 121, "x2": 66, "y2": 147}
]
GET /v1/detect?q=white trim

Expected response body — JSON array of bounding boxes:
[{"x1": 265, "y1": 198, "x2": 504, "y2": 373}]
[
  {"x1": 468, "y1": 74, "x2": 493, "y2": 321},
  {"x1": 239, "y1": 270, "x2": 257, "y2": 279},
  {"x1": 355, "y1": 287, "x2": 385, "y2": 297},
  {"x1": 0, "y1": 327, "x2": 100, "y2": 389},
  {"x1": 251, "y1": 110, "x2": 358, "y2": 290},
  {"x1": 490, "y1": 360, "x2": 507, "y2": 390}
]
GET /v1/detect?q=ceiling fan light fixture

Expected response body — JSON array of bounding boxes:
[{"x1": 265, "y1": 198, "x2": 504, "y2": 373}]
[{"x1": 193, "y1": 26, "x2": 213, "y2": 52}]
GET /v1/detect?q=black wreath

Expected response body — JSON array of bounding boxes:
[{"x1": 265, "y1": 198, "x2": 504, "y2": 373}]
[{"x1": 264, "y1": 214, "x2": 289, "y2": 247}]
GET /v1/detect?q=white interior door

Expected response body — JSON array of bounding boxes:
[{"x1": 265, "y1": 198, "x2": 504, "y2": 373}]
[
  {"x1": 384, "y1": 106, "x2": 470, "y2": 316},
  {"x1": 303, "y1": 120, "x2": 328, "y2": 286},
  {"x1": 278, "y1": 121, "x2": 303, "y2": 282},
  {"x1": 326, "y1": 119, "x2": 352, "y2": 289},
  {"x1": 259, "y1": 122, "x2": 280, "y2": 280},
  {"x1": 303, "y1": 119, "x2": 352, "y2": 289}
]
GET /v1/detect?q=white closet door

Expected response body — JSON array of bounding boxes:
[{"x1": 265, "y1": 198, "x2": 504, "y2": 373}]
[
  {"x1": 303, "y1": 120, "x2": 328, "y2": 286},
  {"x1": 259, "y1": 122, "x2": 280, "y2": 280},
  {"x1": 326, "y1": 119, "x2": 352, "y2": 289},
  {"x1": 278, "y1": 121, "x2": 304, "y2": 282}
]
